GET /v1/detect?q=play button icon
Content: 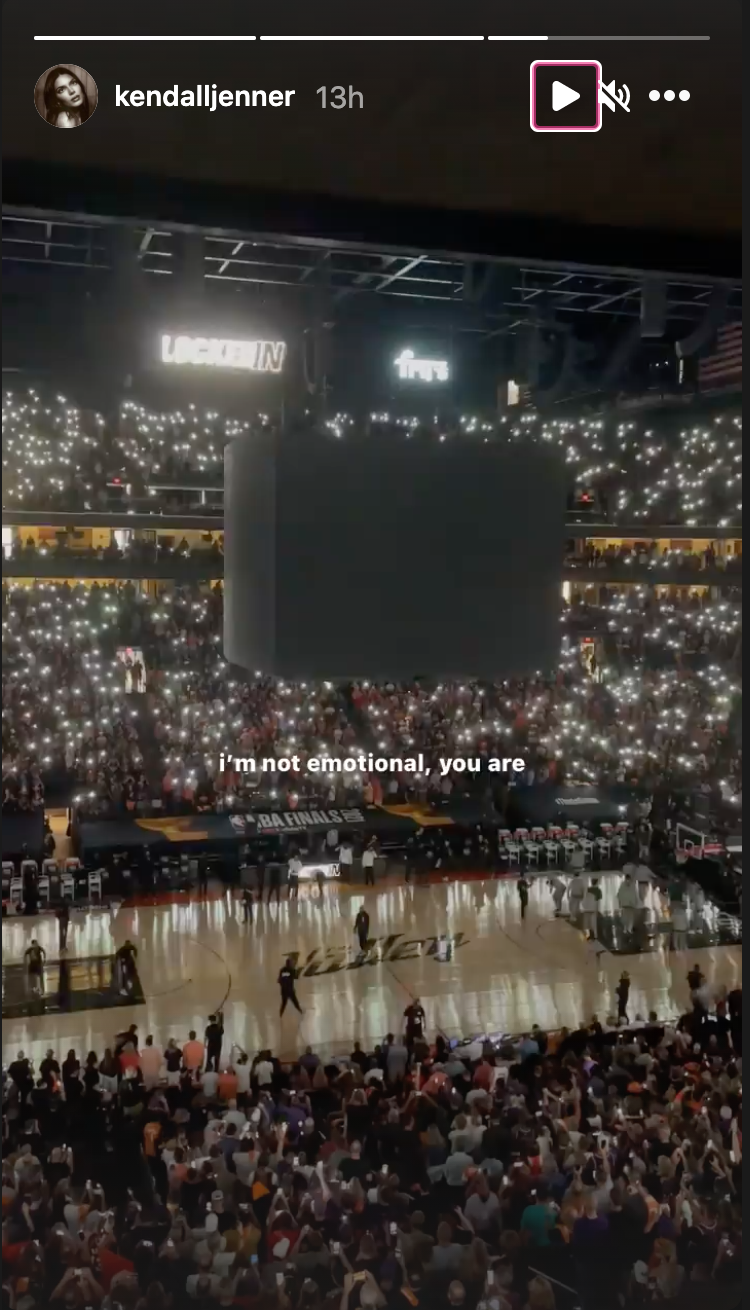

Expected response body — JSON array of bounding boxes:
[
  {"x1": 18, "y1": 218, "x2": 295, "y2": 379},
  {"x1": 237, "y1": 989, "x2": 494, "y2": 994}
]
[
  {"x1": 530, "y1": 60, "x2": 602, "y2": 132},
  {"x1": 552, "y1": 80, "x2": 581, "y2": 112}
]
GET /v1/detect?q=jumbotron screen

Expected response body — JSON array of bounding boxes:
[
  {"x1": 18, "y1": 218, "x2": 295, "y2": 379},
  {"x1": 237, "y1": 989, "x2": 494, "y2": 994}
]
[{"x1": 224, "y1": 432, "x2": 566, "y2": 680}]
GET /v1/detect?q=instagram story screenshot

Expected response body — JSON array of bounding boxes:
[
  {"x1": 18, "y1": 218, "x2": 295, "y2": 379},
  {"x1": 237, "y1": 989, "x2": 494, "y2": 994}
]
[{"x1": 0, "y1": 4, "x2": 743, "y2": 1304}]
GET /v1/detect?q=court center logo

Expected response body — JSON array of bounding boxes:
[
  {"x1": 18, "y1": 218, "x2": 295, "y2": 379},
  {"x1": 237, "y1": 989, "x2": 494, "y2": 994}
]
[
  {"x1": 35, "y1": 65, "x2": 98, "y2": 128},
  {"x1": 282, "y1": 932, "x2": 470, "y2": 975}
]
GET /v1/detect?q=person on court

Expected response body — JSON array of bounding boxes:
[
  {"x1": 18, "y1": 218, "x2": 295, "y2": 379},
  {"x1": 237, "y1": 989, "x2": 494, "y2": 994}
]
[
  {"x1": 354, "y1": 905, "x2": 370, "y2": 953},
  {"x1": 56, "y1": 900, "x2": 71, "y2": 950},
  {"x1": 241, "y1": 885, "x2": 254, "y2": 924},
  {"x1": 617, "y1": 871, "x2": 638, "y2": 935},
  {"x1": 205, "y1": 1011, "x2": 224, "y2": 1071},
  {"x1": 616, "y1": 970, "x2": 631, "y2": 1023},
  {"x1": 582, "y1": 879, "x2": 602, "y2": 938},
  {"x1": 568, "y1": 871, "x2": 586, "y2": 922},
  {"x1": 548, "y1": 875, "x2": 566, "y2": 917},
  {"x1": 197, "y1": 860, "x2": 209, "y2": 896},
  {"x1": 687, "y1": 962, "x2": 705, "y2": 996},
  {"x1": 517, "y1": 875, "x2": 530, "y2": 921},
  {"x1": 268, "y1": 861, "x2": 282, "y2": 904},
  {"x1": 636, "y1": 863, "x2": 652, "y2": 903},
  {"x1": 338, "y1": 839, "x2": 354, "y2": 883},
  {"x1": 115, "y1": 939, "x2": 138, "y2": 995},
  {"x1": 362, "y1": 839, "x2": 377, "y2": 886},
  {"x1": 279, "y1": 957, "x2": 303, "y2": 1016},
  {"x1": 287, "y1": 852, "x2": 302, "y2": 900},
  {"x1": 24, "y1": 939, "x2": 46, "y2": 992},
  {"x1": 255, "y1": 856, "x2": 266, "y2": 902},
  {"x1": 404, "y1": 997, "x2": 426, "y2": 1047},
  {"x1": 670, "y1": 899, "x2": 689, "y2": 953},
  {"x1": 404, "y1": 832, "x2": 417, "y2": 883}
]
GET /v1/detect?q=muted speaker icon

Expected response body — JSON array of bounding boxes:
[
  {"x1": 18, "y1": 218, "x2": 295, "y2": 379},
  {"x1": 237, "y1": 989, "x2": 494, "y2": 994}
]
[{"x1": 600, "y1": 79, "x2": 630, "y2": 112}]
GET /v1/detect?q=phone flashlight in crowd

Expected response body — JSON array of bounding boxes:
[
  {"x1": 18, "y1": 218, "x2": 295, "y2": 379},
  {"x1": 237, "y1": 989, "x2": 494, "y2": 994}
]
[
  {"x1": 331, "y1": 1242, "x2": 340, "y2": 1255},
  {"x1": 390, "y1": 1222, "x2": 398, "y2": 1235},
  {"x1": 382, "y1": 1164, "x2": 389, "y2": 1176},
  {"x1": 293, "y1": 1155, "x2": 300, "y2": 1166}
]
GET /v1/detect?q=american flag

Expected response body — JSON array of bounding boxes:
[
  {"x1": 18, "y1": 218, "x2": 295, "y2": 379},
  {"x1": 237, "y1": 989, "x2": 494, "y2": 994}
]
[{"x1": 698, "y1": 322, "x2": 742, "y2": 388}]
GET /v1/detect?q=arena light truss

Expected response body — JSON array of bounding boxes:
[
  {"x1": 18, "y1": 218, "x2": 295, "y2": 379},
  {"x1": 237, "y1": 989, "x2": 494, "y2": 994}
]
[{"x1": 1, "y1": 212, "x2": 742, "y2": 330}]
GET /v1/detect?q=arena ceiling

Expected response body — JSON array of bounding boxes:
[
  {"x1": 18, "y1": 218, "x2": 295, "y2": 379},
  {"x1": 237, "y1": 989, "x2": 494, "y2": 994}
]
[{"x1": 1, "y1": 210, "x2": 742, "y2": 337}]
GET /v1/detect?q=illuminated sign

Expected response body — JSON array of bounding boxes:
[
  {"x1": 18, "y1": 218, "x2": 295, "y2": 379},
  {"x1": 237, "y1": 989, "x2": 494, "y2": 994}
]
[
  {"x1": 161, "y1": 333, "x2": 287, "y2": 373},
  {"x1": 394, "y1": 349, "x2": 449, "y2": 383},
  {"x1": 298, "y1": 861, "x2": 341, "y2": 881}
]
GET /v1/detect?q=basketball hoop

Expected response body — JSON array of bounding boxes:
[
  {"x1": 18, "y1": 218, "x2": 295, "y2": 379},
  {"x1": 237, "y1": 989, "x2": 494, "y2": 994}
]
[{"x1": 675, "y1": 823, "x2": 706, "y2": 865}]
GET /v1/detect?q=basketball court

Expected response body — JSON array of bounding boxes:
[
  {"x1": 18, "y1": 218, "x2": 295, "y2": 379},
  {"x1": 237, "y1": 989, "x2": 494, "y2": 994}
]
[{"x1": 2, "y1": 872, "x2": 742, "y2": 1067}]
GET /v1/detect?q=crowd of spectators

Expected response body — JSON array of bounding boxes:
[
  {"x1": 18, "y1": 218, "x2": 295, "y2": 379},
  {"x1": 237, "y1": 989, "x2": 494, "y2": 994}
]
[
  {"x1": 3, "y1": 581, "x2": 146, "y2": 813},
  {"x1": 2, "y1": 389, "x2": 742, "y2": 821},
  {"x1": 3, "y1": 390, "x2": 742, "y2": 528},
  {"x1": 350, "y1": 587, "x2": 741, "y2": 798},
  {"x1": 2, "y1": 989, "x2": 742, "y2": 1310},
  {"x1": 565, "y1": 545, "x2": 741, "y2": 574},
  {"x1": 7, "y1": 538, "x2": 741, "y2": 579},
  {"x1": 4, "y1": 537, "x2": 223, "y2": 566},
  {"x1": 2, "y1": 582, "x2": 742, "y2": 817},
  {"x1": 1, "y1": 392, "x2": 248, "y2": 514}
]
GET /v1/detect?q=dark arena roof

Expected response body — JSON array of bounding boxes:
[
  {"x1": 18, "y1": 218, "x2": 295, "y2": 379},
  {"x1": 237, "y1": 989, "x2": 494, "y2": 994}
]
[
  {"x1": 1, "y1": 209, "x2": 743, "y2": 323},
  {"x1": 1, "y1": 197, "x2": 742, "y2": 416},
  {"x1": 2, "y1": 0, "x2": 741, "y2": 410}
]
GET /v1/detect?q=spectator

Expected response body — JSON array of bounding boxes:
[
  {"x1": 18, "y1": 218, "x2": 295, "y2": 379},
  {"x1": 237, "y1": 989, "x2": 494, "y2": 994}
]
[
  {"x1": 182, "y1": 1030, "x2": 205, "y2": 1072},
  {"x1": 139, "y1": 1035, "x2": 163, "y2": 1089},
  {"x1": 521, "y1": 1182, "x2": 557, "y2": 1247},
  {"x1": 0, "y1": 992, "x2": 743, "y2": 1310}
]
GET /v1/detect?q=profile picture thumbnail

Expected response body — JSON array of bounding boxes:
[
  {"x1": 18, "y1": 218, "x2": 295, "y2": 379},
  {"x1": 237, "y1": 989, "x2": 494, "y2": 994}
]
[{"x1": 34, "y1": 64, "x2": 98, "y2": 129}]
